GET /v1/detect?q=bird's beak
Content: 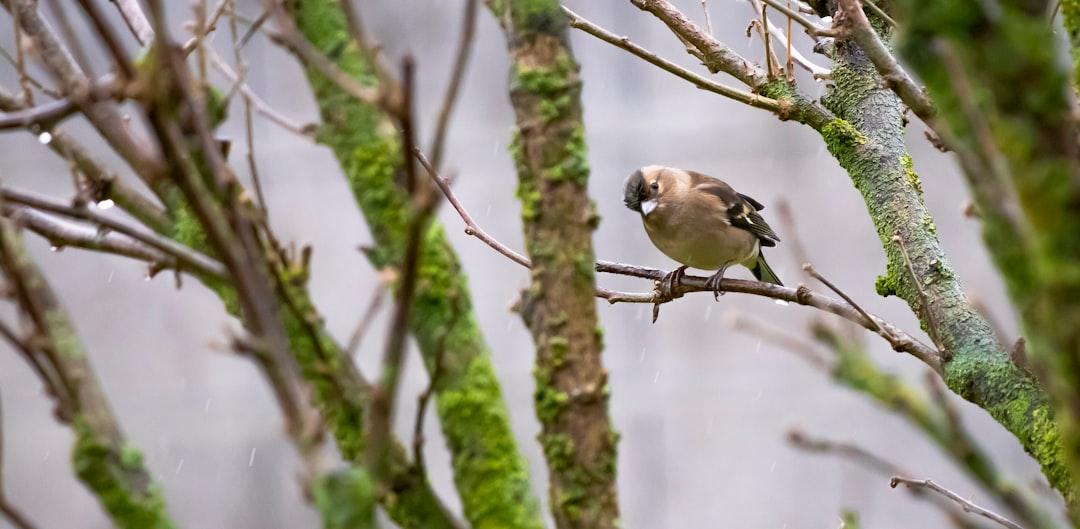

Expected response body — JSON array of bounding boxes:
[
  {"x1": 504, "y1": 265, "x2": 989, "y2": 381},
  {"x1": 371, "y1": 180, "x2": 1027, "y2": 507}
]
[{"x1": 640, "y1": 199, "x2": 658, "y2": 217}]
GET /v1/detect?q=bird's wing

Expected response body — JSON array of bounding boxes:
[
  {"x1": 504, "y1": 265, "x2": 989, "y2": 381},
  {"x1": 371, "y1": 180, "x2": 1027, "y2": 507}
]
[{"x1": 687, "y1": 170, "x2": 781, "y2": 247}]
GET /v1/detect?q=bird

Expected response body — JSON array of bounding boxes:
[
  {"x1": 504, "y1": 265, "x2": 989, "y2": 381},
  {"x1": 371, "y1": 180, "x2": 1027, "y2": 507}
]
[{"x1": 623, "y1": 165, "x2": 782, "y2": 301}]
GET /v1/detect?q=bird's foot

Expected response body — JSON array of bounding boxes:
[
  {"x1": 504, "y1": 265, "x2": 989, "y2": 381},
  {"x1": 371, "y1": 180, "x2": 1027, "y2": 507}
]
[
  {"x1": 658, "y1": 265, "x2": 688, "y2": 301},
  {"x1": 652, "y1": 265, "x2": 688, "y2": 324},
  {"x1": 705, "y1": 267, "x2": 728, "y2": 301}
]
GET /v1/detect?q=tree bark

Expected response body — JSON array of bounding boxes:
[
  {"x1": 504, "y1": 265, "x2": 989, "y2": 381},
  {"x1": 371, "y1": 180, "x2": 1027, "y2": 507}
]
[
  {"x1": 282, "y1": 3, "x2": 546, "y2": 529},
  {"x1": 895, "y1": 0, "x2": 1080, "y2": 509},
  {"x1": 485, "y1": 2, "x2": 620, "y2": 528}
]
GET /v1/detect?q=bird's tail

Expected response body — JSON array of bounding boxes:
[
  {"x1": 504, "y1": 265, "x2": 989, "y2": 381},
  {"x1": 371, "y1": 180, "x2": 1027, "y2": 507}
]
[{"x1": 751, "y1": 252, "x2": 783, "y2": 286}]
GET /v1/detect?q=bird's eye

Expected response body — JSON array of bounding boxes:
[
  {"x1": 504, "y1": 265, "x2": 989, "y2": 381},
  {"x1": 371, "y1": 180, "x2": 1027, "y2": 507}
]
[{"x1": 650, "y1": 182, "x2": 659, "y2": 191}]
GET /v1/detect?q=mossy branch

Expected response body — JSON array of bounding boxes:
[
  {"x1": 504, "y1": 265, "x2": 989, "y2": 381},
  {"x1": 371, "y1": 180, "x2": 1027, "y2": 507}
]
[
  {"x1": 812, "y1": 35, "x2": 1072, "y2": 510},
  {"x1": 895, "y1": 0, "x2": 1080, "y2": 511},
  {"x1": 0, "y1": 214, "x2": 176, "y2": 529},
  {"x1": 281, "y1": 2, "x2": 546, "y2": 529},
  {"x1": 486, "y1": 1, "x2": 620, "y2": 528}
]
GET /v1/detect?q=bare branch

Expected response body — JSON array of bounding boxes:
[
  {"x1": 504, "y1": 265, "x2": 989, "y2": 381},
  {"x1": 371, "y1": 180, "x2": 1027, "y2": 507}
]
[
  {"x1": 368, "y1": 56, "x2": 439, "y2": 485},
  {"x1": 760, "y1": 0, "x2": 837, "y2": 36},
  {"x1": 890, "y1": 477, "x2": 1027, "y2": 529},
  {"x1": 206, "y1": 48, "x2": 315, "y2": 140},
  {"x1": 789, "y1": 429, "x2": 902, "y2": 475},
  {"x1": 725, "y1": 312, "x2": 833, "y2": 372},
  {"x1": 862, "y1": 0, "x2": 896, "y2": 27},
  {"x1": 893, "y1": 234, "x2": 945, "y2": 353},
  {"x1": 629, "y1": 0, "x2": 769, "y2": 86},
  {"x1": 700, "y1": 0, "x2": 714, "y2": 36},
  {"x1": 836, "y1": 0, "x2": 934, "y2": 124},
  {"x1": 564, "y1": 7, "x2": 784, "y2": 111},
  {"x1": 803, "y1": 263, "x2": 892, "y2": 341},
  {"x1": 109, "y1": 0, "x2": 155, "y2": 45},
  {"x1": 5, "y1": 206, "x2": 204, "y2": 273},
  {"x1": 0, "y1": 97, "x2": 76, "y2": 129},
  {"x1": 429, "y1": 0, "x2": 478, "y2": 170},
  {"x1": 415, "y1": 147, "x2": 942, "y2": 371},
  {"x1": 5, "y1": 0, "x2": 167, "y2": 186},
  {"x1": 344, "y1": 270, "x2": 391, "y2": 359},
  {"x1": 0, "y1": 188, "x2": 227, "y2": 280},
  {"x1": 744, "y1": 1, "x2": 831, "y2": 78},
  {"x1": 261, "y1": 0, "x2": 401, "y2": 117}
]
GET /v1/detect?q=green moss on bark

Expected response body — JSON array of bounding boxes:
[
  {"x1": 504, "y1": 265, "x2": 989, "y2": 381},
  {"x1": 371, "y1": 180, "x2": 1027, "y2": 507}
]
[
  {"x1": 285, "y1": 3, "x2": 545, "y2": 529},
  {"x1": 489, "y1": 1, "x2": 619, "y2": 528},
  {"x1": 813, "y1": 30, "x2": 1073, "y2": 508},
  {"x1": 313, "y1": 469, "x2": 376, "y2": 529},
  {"x1": 897, "y1": 0, "x2": 1080, "y2": 508},
  {"x1": 71, "y1": 419, "x2": 174, "y2": 529}
]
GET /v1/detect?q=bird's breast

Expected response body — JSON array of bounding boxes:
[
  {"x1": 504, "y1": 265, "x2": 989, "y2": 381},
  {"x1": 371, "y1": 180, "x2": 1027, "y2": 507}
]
[{"x1": 643, "y1": 206, "x2": 758, "y2": 271}]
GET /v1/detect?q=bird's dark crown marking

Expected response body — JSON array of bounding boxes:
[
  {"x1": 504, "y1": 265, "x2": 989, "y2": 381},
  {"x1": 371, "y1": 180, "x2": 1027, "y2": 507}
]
[{"x1": 623, "y1": 169, "x2": 646, "y2": 212}]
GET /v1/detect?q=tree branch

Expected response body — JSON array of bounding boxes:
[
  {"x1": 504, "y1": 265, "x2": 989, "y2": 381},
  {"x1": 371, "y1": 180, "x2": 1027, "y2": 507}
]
[
  {"x1": 629, "y1": 0, "x2": 769, "y2": 86},
  {"x1": 890, "y1": 477, "x2": 1026, "y2": 529},
  {"x1": 835, "y1": 0, "x2": 935, "y2": 127},
  {"x1": 563, "y1": 7, "x2": 784, "y2": 112},
  {"x1": 282, "y1": 2, "x2": 545, "y2": 528},
  {"x1": 416, "y1": 149, "x2": 942, "y2": 371},
  {"x1": 0, "y1": 188, "x2": 226, "y2": 280},
  {"x1": 485, "y1": 2, "x2": 620, "y2": 526},
  {"x1": 429, "y1": 0, "x2": 478, "y2": 170},
  {"x1": 0, "y1": 209, "x2": 176, "y2": 529}
]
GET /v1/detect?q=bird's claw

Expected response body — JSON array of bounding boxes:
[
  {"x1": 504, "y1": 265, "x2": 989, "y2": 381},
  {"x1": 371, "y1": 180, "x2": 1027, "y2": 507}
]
[
  {"x1": 652, "y1": 266, "x2": 688, "y2": 324},
  {"x1": 658, "y1": 265, "x2": 688, "y2": 301},
  {"x1": 705, "y1": 267, "x2": 728, "y2": 301}
]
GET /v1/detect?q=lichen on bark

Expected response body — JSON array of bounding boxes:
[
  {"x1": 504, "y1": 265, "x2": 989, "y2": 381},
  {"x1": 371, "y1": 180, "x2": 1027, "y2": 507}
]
[
  {"x1": 282, "y1": 2, "x2": 546, "y2": 529},
  {"x1": 896, "y1": 0, "x2": 1080, "y2": 508},
  {"x1": 486, "y1": 1, "x2": 620, "y2": 528}
]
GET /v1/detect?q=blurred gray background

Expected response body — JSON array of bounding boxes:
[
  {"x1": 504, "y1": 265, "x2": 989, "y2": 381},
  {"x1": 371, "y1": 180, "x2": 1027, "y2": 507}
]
[{"x1": 0, "y1": 1, "x2": 1057, "y2": 528}]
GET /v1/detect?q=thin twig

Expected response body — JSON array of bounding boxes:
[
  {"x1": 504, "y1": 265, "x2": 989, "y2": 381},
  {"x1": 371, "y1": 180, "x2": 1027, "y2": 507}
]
[
  {"x1": 74, "y1": 0, "x2": 136, "y2": 79},
  {"x1": 412, "y1": 303, "x2": 460, "y2": 471},
  {"x1": 415, "y1": 147, "x2": 942, "y2": 371},
  {"x1": 235, "y1": 8, "x2": 271, "y2": 51},
  {"x1": 803, "y1": 263, "x2": 889, "y2": 340},
  {"x1": 893, "y1": 234, "x2": 945, "y2": 353},
  {"x1": 45, "y1": 0, "x2": 94, "y2": 76},
  {"x1": 890, "y1": 477, "x2": 1026, "y2": 529},
  {"x1": 725, "y1": 312, "x2": 833, "y2": 372},
  {"x1": 226, "y1": 3, "x2": 269, "y2": 212},
  {"x1": 206, "y1": 49, "x2": 315, "y2": 139},
  {"x1": 563, "y1": 7, "x2": 784, "y2": 112},
  {"x1": 760, "y1": 0, "x2": 837, "y2": 36},
  {"x1": 11, "y1": 12, "x2": 33, "y2": 105},
  {"x1": 789, "y1": 429, "x2": 902, "y2": 475},
  {"x1": 109, "y1": 0, "x2": 155, "y2": 45},
  {"x1": 700, "y1": 0, "x2": 714, "y2": 36},
  {"x1": 429, "y1": 0, "x2": 478, "y2": 170},
  {"x1": 629, "y1": 0, "x2": 770, "y2": 86},
  {"x1": 761, "y1": 4, "x2": 778, "y2": 78},
  {"x1": 261, "y1": 0, "x2": 401, "y2": 117},
  {"x1": 368, "y1": 57, "x2": 438, "y2": 484},
  {"x1": 836, "y1": 0, "x2": 933, "y2": 124},
  {"x1": 862, "y1": 0, "x2": 896, "y2": 27},
  {"x1": 344, "y1": 272, "x2": 391, "y2": 358},
  {"x1": 745, "y1": 0, "x2": 831, "y2": 78},
  {"x1": 182, "y1": 0, "x2": 232, "y2": 55},
  {"x1": 0, "y1": 188, "x2": 226, "y2": 279}
]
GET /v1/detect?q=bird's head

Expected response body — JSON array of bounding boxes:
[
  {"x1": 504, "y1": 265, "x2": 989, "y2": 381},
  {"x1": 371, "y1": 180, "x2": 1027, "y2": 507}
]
[{"x1": 624, "y1": 165, "x2": 667, "y2": 217}]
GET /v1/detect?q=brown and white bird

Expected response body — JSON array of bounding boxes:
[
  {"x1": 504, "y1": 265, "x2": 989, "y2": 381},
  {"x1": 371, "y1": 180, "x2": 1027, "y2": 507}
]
[{"x1": 624, "y1": 165, "x2": 782, "y2": 299}]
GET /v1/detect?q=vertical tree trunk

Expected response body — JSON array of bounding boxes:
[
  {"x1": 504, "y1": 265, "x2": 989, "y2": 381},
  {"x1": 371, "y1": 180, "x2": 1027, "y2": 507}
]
[
  {"x1": 486, "y1": 2, "x2": 620, "y2": 528},
  {"x1": 283, "y1": 3, "x2": 546, "y2": 529}
]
